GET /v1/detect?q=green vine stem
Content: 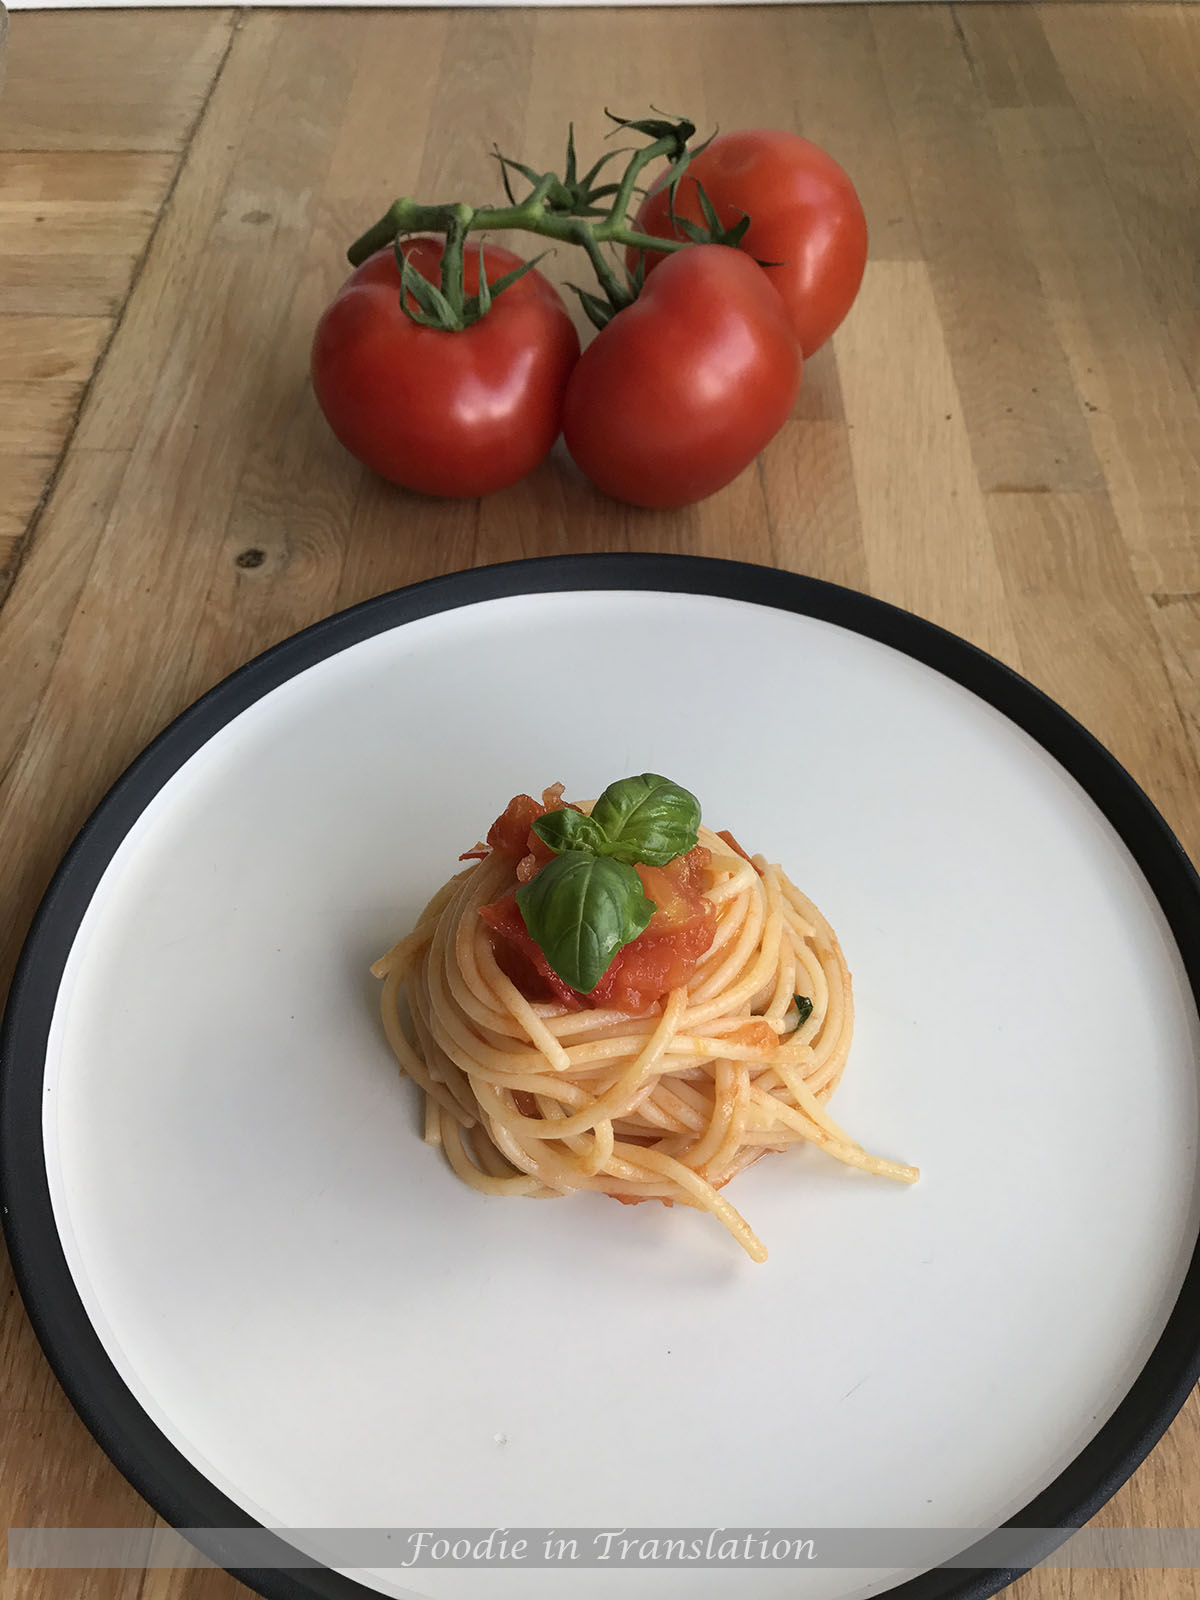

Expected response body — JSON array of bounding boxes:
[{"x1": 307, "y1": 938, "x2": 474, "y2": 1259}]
[{"x1": 346, "y1": 122, "x2": 701, "y2": 322}]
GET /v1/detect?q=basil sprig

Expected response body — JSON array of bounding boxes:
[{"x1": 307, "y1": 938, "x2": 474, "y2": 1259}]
[
  {"x1": 515, "y1": 774, "x2": 701, "y2": 993},
  {"x1": 533, "y1": 773, "x2": 701, "y2": 869},
  {"x1": 587, "y1": 773, "x2": 702, "y2": 868}
]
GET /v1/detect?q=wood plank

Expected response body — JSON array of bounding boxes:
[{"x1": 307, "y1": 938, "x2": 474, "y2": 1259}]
[
  {"x1": 1149, "y1": 590, "x2": 1200, "y2": 782},
  {"x1": 139, "y1": 1545, "x2": 249, "y2": 1600},
  {"x1": 0, "y1": 318, "x2": 107, "y2": 383},
  {"x1": 0, "y1": 204, "x2": 165, "y2": 258},
  {"x1": 0, "y1": 1411, "x2": 152, "y2": 1600},
  {"x1": 335, "y1": 473, "x2": 478, "y2": 610},
  {"x1": 777, "y1": 7, "x2": 922, "y2": 263},
  {"x1": 760, "y1": 419, "x2": 871, "y2": 591},
  {"x1": 74, "y1": 15, "x2": 282, "y2": 450},
  {"x1": 0, "y1": 536, "x2": 22, "y2": 598},
  {"x1": 0, "y1": 450, "x2": 130, "y2": 795},
  {"x1": 871, "y1": 5, "x2": 1101, "y2": 496},
  {"x1": 0, "y1": 152, "x2": 176, "y2": 206},
  {"x1": 0, "y1": 1236, "x2": 69, "y2": 1412},
  {"x1": 793, "y1": 343, "x2": 845, "y2": 424},
  {"x1": 836, "y1": 258, "x2": 1019, "y2": 664},
  {"x1": 0, "y1": 10, "x2": 233, "y2": 153},
  {"x1": 0, "y1": 454, "x2": 54, "y2": 540},
  {"x1": 0, "y1": 386, "x2": 83, "y2": 456},
  {"x1": 990, "y1": 105, "x2": 1200, "y2": 596},
  {"x1": 620, "y1": 463, "x2": 775, "y2": 565},
  {"x1": 469, "y1": 447, "x2": 620, "y2": 566},
  {"x1": 0, "y1": 255, "x2": 142, "y2": 320},
  {"x1": 988, "y1": 489, "x2": 1200, "y2": 861},
  {"x1": 1111, "y1": 4, "x2": 1200, "y2": 392},
  {"x1": 953, "y1": 2, "x2": 1072, "y2": 109},
  {"x1": 0, "y1": 155, "x2": 178, "y2": 320},
  {"x1": 1040, "y1": 4, "x2": 1200, "y2": 392}
]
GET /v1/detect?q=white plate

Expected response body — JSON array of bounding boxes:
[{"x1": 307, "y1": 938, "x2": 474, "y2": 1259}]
[{"x1": 4, "y1": 556, "x2": 1200, "y2": 1600}]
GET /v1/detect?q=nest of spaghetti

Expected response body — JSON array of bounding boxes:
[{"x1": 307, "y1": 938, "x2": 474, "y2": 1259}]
[{"x1": 371, "y1": 787, "x2": 916, "y2": 1262}]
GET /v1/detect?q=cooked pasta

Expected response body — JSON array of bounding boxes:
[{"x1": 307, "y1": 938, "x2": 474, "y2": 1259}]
[{"x1": 371, "y1": 787, "x2": 916, "y2": 1261}]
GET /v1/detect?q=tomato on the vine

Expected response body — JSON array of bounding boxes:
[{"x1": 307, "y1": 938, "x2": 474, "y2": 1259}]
[
  {"x1": 562, "y1": 245, "x2": 801, "y2": 510},
  {"x1": 629, "y1": 129, "x2": 868, "y2": 358},
  {"x1": 311, "y1": 240, "x2": 580, "y2": 498}
]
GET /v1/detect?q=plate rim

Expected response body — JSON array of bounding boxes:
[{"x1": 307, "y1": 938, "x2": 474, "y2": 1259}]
[{"x1": 3, "y1": 551, "x2": 1200, "y2": 1600}]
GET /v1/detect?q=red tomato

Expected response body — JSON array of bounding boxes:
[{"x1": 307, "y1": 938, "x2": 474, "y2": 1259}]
[
  {"x1": 480, "y1": 846, "x2": 716, "y2": 1016},
  {"x1": 482, "y1": 791, "x2": 553, "y2": 858},
  {"x1": 468, "y1": 786, "x2": 580, "y2": 876},
  {"x1": 311, "y1": 240, "x2": 580, "y2": 498},
  {"x1": 562, "y1": 246, "x2": 801, "y2": 510},
  {"x1": 600, "y1": 848, "x2": 716, "y2": 1013},
  {"x1": 629, "y1": 130, "x2": 868, "y2": 358},
  {"x1": 477, "y1": 895, "x2": 583, "y2": 1011}
]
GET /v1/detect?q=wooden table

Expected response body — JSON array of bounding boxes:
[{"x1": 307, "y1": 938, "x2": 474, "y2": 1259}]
[{"x1": 3, "y1": 5, "x2": 1200, "y2": 1598}]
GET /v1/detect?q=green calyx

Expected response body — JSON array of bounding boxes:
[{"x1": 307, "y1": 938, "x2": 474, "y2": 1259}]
[
  {"x1": 515, "y1": 774, "x2": 702, "y2": 994},
  {"x1": 395, "y1": 224, "x2": 551, "y2": 333},
  {"x1": 346, "y1": 111, "x2": 749, "y2": 330}
]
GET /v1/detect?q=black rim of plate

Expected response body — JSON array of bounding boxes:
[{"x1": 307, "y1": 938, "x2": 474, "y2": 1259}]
[{"x1": 3, "y1": 553, "x2": 1200, "y2": 1600}]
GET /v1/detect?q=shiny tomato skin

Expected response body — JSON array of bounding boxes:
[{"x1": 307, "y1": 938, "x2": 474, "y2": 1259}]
[
  {"x1": 562, "y1": 246, "x2": 801, "y2": 510},
  {"x1": 630, "y1": 130, "x2": 868, "y2": 358},
  {"x1": 311, "y1": 241, "x2": 580, "y2": 498}
]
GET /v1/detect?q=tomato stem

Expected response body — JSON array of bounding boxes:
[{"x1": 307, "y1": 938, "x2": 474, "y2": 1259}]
[
  {"x1": 440, "y1": 205, "x2": 470, "y2": 322},
  {"x1": 344, "y1": 113, "x2": 710, "y2": 321},
  {"x1": 595, "y1": 133, "x2": 676, "y2": 240}
]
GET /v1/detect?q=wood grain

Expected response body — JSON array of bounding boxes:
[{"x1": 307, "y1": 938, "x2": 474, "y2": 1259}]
[
  {"x1": 870, "y1": 5, "x2": 1102, "y2": 498},
  {"x1": 836, "y1": 257, "x2": 1020, "y2": 662},
  {"x1": 0, "y1": 13, "x2": 234, "y2": 611},
  {"x1": 0, "y1": 455, "x2": 54, "y2": 542},
  {"x1": 2, "y1": 7, "x2": 1200, "y2": 1599},
  {"x1": 0, "y1": 11, "x2": 233, "y2": 153},
  {"x1": 989, "y1": 102, "x2": 1200, "y2": 598}
]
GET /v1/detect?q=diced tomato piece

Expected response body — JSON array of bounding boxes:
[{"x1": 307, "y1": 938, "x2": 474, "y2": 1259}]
[
  {"x1": 486, "y1": 792, "x2": 550, "y2": 856},
  {"x1": 716, "y1": 828, "x2": 753, "y2": 863},
  {"x1": 480, "y1": 843, "x2": 716, "y2": 1017},
  {"x1": 469, "y1": 784, "x2": 582, "y2": 880},
  {"x1": 587, "y1": 847, "x2": 715, "y2": 1012},
  {"x1": 478, "y1": 893, "x2": 586, "y2": 1010}
]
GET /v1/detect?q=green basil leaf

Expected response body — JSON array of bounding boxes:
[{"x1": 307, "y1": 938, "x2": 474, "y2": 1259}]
[
  {"x1": 793, "y1": 994, "x2": 814, "y2": 1026},
  {"x1": 589, "y1": 773, "x2": 701, "y2": 867},
  {"x1": 516, "y1": 852, "x2": 654, "y2": 994},
  {"x1": 531, "y1": 808, "x2": 610, "y2": 857}
]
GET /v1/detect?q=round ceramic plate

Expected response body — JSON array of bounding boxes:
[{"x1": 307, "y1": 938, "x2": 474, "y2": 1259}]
[{"x1": 3, "y1": 555, "x2": 1200, "y2": 1600}]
